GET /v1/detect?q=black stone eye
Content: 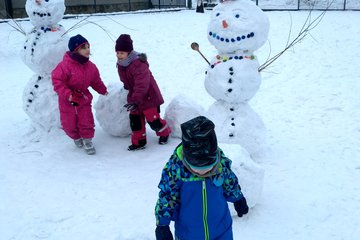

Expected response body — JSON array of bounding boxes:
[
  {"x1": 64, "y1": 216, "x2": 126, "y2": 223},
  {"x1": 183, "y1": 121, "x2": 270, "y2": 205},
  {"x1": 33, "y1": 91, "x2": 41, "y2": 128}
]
[
  {"x1": 216, "y1": 13, "x2": 220, "y2": 17},
  {"x1": 45, "y1": 0, "x2": 49, "y2": 2},
  {"x1": 235, "y1": 14, "x2": 240, "y2": 18}
]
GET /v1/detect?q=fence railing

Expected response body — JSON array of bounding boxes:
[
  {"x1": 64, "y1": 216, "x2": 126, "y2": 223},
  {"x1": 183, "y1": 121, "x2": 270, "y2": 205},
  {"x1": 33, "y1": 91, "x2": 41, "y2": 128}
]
[
  {"x1": 1, "y1": 0, "x2": 359, "y2": 19},
  {"x1": 1, "y1": 0, "x2": 188, "y2": 19},
  {"x1": 204, "y1": 0, "x2": 360, "y2": 11},
  {"x1": 253, "y1": 0, "x2": 359, "y2": 11}
]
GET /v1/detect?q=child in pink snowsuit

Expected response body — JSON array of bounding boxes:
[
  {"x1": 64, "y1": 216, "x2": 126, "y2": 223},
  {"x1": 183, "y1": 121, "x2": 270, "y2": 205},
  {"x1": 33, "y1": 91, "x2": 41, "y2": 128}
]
[
  {"x1": 115, "y1": 34, "x2": 171, "y2": 151},
  {"x1": 52, "y1": 34, "x2": 108, "y2": 155}
]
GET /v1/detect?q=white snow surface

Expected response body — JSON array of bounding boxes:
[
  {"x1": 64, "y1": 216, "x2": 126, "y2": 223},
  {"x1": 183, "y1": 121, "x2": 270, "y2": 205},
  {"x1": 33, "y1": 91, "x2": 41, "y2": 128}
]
[{"x1": 1, "y1": 8, "x2": 360, "y2": 240}]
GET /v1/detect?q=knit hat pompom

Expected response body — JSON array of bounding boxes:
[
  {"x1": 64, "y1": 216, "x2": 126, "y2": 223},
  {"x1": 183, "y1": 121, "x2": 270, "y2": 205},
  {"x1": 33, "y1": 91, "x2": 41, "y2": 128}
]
[
  {"x1": 115, "y1": 34, "x2": 133, "y2": 52},
  {"x1": 68, "y1": 34, "x2": 89, "y2": 52}
]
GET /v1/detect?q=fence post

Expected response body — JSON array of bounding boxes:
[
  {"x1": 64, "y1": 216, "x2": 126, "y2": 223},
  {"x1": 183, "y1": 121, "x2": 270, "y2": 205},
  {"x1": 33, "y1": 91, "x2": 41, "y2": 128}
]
[
  {"x1": 298, "y1": 0, "x2": 300, "y2": 10},
  {"x1": 188, "y1": 0, "x2": 192, "y2": 9},
  {"x1": 343, "y1": 0, "x2": 347, "y2": 10},
  {"x1": 4, "y1": 0, "x2": 13, "y2": 18}
]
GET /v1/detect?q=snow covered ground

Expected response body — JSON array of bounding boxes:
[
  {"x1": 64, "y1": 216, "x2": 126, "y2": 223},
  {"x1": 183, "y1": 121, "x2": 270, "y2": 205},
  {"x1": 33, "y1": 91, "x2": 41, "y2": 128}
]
[{"x1": 0, "y1": 8, "x2": 360, "y2": 240}]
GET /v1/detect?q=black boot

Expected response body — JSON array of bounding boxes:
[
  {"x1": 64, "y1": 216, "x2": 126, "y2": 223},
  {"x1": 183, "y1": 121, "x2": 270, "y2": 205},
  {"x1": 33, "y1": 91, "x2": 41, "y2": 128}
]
[
  {"x1": 159, "y1": 136, "x2": 169, "y2": 145},
  {"x1": 128, "y1": 139, "x2": 146, "y2": 151}
]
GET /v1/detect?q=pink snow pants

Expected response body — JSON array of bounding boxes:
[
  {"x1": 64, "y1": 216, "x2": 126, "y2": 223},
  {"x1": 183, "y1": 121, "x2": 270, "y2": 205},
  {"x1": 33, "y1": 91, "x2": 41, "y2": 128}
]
[{"x1": 60, "y1": 104, "x2": 95, "y2": 140}]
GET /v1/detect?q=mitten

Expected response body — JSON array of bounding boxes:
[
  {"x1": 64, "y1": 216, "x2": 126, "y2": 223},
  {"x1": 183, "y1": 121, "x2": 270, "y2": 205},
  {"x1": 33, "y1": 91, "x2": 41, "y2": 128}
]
[
  {"x1": 124, "y1": 103, "x2": 138, "y2": 111},
  {"x1": 234, "y1": 197, "x2": 249, "y2": 217},
  {"x1": 155, "y1": 225, "x2": 173, "y2": 240},
  {"x1": 69, "y1": 90, "x2": 83, "y2": 106}
]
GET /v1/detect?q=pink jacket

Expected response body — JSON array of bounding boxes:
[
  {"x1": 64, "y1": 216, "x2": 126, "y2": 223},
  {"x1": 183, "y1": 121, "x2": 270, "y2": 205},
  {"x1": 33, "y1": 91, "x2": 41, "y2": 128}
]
[
  {"x1": 52, "y1": 52, "x2": 107, "y2": 110},
  {"x1": 117, "y1": 55, "x2": 164, "y2": 111}
]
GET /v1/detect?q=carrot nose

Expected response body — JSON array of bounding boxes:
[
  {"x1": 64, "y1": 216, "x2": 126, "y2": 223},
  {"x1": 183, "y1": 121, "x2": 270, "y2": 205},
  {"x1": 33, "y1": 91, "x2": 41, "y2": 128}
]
[
  {"x1": 35, "y1": 0, "x2": 42, "y2": 5},
  {"x1": 222, "y1": 20, "x2": 229, "y2": 28}
]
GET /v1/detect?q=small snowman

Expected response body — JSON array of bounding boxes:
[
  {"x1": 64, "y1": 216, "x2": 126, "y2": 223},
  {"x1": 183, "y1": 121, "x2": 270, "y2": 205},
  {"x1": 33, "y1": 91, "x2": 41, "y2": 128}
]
[
  {"x1": 21, "y1": 0, "x2": 68, "y2": 131},
  {"x1": 205, "y1": 0, "x2": 269, "y2": 158}
]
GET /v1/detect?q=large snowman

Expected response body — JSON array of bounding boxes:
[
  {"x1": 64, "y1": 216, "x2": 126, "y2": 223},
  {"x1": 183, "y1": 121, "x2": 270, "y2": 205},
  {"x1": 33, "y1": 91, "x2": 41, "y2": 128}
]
[
  {"x1": 164, "y1": 0, "x2": 269, "y2": 207},
  {"x1": 205, "y1": 0, "x2": 269, "y2": 158},
  {"x1": 21, "y1": 0, "x2": 68, "y2": 131}
]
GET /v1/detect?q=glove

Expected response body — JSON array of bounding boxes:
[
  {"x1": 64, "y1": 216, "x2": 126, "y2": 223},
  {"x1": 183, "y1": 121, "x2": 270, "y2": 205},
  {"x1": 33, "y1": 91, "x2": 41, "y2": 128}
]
[
  {"x1": 124, "y1": 103, "x2": 138, "y2": 111},
  {"x1": 69, "y1": 90, "x2": 83, "y2": 106},
  {"x1": 155, "y1": 225, "x2": 173, "y2": 240},
  {"x1": 234, "y1": 197, "x2": 249, "y2": 217}
]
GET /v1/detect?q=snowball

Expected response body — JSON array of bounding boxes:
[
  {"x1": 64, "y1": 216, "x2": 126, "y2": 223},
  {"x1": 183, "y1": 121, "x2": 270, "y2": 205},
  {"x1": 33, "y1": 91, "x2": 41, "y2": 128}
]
[
  {"x1": 164, "y1": 95, "x2": 205, "y2": 138},
  {"x1": 95, "y1": 82, "x2": 131, "y2": 137},
  {"x1": 219, "y1": 143, "x2": 264, "y2": 208}
]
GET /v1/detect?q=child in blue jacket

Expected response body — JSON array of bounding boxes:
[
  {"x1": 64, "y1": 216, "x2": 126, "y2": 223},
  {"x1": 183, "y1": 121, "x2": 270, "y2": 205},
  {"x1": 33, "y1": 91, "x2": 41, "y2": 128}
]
[{"x1": 155, "y1": 116, "x2": 249, "y2": 240}]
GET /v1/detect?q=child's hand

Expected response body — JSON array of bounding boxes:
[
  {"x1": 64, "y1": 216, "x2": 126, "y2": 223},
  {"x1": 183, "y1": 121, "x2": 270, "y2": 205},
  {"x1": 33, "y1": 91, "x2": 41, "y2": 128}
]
[
  {"x1": 155, "y1": 225, "x2": 173, "y2": 240},
  {"x1": 124, "y1": 103, "x2": 138, "y2": 111},
  {"x1": 68, "y1": 91, "x2": 83, "y2": 106},
  {"x1": 234, "y1": 197, "x2": 249, "y2": 217}
]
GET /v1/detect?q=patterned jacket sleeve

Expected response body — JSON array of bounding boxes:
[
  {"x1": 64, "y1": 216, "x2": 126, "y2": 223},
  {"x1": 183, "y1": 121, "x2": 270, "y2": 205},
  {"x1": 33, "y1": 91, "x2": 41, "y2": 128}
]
[
  {"x1": 155, "y1": 154, "x2": 181, "y2": 226},
  {"x1": 221, "y1": 154, "x2": 244, "y2": 203}
]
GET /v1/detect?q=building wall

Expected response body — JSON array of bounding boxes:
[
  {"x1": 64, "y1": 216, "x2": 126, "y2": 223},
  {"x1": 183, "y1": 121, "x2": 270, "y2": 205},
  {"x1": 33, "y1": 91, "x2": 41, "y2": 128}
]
[
  {"x1": 0, "y1": 0, "x2": 7, "y2": 18},
  {"x1": 0, "y1": 0, "x2": 165, "y2": 19}
]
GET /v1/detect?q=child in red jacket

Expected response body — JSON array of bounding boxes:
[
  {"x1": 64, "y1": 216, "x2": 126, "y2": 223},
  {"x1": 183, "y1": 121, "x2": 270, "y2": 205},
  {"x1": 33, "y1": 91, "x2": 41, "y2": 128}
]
[
  {"x1": 52, "y1": 34, "x2": 108, "y2": 155},
  {"x1": 115, "y1": 34, "x2": 171, "y2": 151}
]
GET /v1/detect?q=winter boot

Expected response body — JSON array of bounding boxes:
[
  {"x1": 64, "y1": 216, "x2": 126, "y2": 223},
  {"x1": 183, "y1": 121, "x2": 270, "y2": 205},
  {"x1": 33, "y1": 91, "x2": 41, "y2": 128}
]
[
  {"x1": 159, "y1": 136, "x2": 169, "y2": 145},
  {"x1": 74, "y1": 138, "x2": 84, "y2": 148},
  {"x1": 83, "y1": 138, "x2": 96, "y2": 155},
  {"x1": 128, "y1": 139, "x2": 146, "y2": 151}
]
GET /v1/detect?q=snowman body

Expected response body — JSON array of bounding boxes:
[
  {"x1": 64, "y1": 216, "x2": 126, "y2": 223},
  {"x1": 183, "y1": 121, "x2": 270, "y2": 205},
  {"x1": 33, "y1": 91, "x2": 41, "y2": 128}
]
[
  {"x1": 21, "y1": 0, "x2": 68, "y2": 131},
  {"x1": 205, "y1": 0, "x2": 269, "y2": 157},
  {"x1": 205, "y1": 51, "x2": 261, "y2": 103}
]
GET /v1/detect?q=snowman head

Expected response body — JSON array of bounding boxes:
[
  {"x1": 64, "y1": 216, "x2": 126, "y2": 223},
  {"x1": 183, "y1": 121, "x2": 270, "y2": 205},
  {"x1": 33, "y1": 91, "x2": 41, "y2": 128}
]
[
  {"x1": 207, "y1": 0, "x2": 269, "y2": 54},
  {"x1": 25, "y1": 0, "x2": 65, "y2": 28}
]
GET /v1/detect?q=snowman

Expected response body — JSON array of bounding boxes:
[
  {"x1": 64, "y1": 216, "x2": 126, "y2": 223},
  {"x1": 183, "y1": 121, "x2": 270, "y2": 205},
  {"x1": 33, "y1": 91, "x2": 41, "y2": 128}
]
[
  {"x1": 21, "y1": 0, "x2": 68, "y2": 131},
  {"x1": 164, "y1": 0, "x2": 269, "y2": 207},
  {"x1": 205, "y1": 0, "x2": 269, "y2": 158}
]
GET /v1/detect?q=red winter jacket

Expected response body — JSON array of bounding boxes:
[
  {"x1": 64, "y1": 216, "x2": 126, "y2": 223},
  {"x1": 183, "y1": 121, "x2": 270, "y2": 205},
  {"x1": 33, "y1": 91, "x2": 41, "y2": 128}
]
[
  {"x1": 52, "y1": 52, "x2": 107, "y2": 110},
  {"x1": 117, "y1": 54, "x2": 164, "y2": 111}
]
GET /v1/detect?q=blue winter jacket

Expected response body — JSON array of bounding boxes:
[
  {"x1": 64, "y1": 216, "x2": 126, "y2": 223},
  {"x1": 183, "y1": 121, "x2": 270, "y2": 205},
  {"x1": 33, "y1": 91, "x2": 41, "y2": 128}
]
[{"x1": 155, "y1": 144, "x2": 244, "y2": 240}]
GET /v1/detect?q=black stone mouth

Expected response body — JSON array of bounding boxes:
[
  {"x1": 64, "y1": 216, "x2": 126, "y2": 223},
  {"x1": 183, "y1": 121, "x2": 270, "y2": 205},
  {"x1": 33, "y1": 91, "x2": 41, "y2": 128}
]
[
  {"x1": 32, "y1": 11, "x2": 51, "y2": 17},
  {"x1": 208, "y1": 31, "x2": 255, "y2": 43}
]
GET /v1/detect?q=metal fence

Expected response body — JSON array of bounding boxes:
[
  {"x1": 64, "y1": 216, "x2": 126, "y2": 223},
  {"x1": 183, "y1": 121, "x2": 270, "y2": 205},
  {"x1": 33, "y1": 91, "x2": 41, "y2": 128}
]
[
  {"x1": 251, "y1": 0, "x2": 360, "y2": 11},
  {"x1": 1, "y1": 0, "x2": 359, "y2": 19},
  {"x1": 1, "y1": 0, "x2": 187, "y2": 18},
  {"x1": 203, "y1": 0, "x2": 360, "y2": 11}
]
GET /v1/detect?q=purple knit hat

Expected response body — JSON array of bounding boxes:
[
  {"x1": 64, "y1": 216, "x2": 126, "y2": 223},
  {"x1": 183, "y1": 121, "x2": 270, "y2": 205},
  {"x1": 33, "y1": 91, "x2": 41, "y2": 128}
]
[
  {"x1": 68, "y1": 34, "x2": 89, "y2": 52},
  {"x1": 115, "y1": 34, "x2": 133, "y2": 52}
]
